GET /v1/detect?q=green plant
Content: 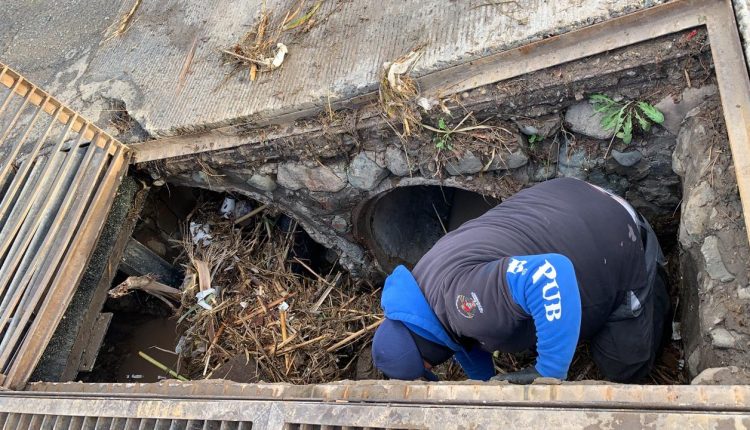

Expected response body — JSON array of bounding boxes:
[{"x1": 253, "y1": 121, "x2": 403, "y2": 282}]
[
  {"x1": 528, "y1": 134, "x2": 544, "y2": 144},
  {"x1": 589, "y1": 94, "x2": 664, "y2": 145},
  {"x1": 433, "y1": 118, "x2": 453, "y2": 151}
]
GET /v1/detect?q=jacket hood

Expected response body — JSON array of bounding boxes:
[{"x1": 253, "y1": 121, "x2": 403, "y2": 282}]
[{"x1": 381, "y1": 265, "x2": 460, "y2": 351}]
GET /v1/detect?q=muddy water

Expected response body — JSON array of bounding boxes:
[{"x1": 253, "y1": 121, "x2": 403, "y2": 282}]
[
  {"x1": 115, "y1": 317, "x2": 179, "y2": 382},
  {"x1": 83, "y1": 313, "x2": 180, "y2": 383}
]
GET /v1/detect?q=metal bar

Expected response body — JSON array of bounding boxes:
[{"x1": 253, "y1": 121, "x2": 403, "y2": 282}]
[
  {"x1": 28, "y1": 414, "x2": 44, "y2": 430},
  {"x1": 52, "y1": 416, "x2": 71, "y2": 430},
  {"x1": 0, "y1": 395, "x2": 749, "y2": 430},
  {"x1": 0, "y1": 132, "x2": 98, "y2": 348},
  {"x1": 0, "y1": 64, "x2": 117, "y2": 155},
  {"x1": 0, "y1": 83, "x2": 35, "y2": 149},
  {"x1": 3, "y1": 147, "x2": 129, "y2": 389},
  {"x1": 39, "y1": 415, "x2": 54, "y2": 430},
  {"x1": 0, "y1": 103, "x2": 63, "y2": 224},
  {"x1": 14, "y1": 414, "x2": 31, "y2": 430},
  {"x1": 68, "y1": 416, "x2": 84, "y2": 430},
  {"x1": 705, "y1": 0, "x2": 750, "y2": 249},
  {"x1": 0, "y1": 72, "x2": 22, "y2": 121},
  {"x1": 0, "y1": 137, "x2": 108, "y2": 368},
  {"x1": 123, "y1": 419, "x2": 140, "y2": 430},
  {"x1": 0, "y1": 94, "x2": 50, "y2": 188},
  {"x1": 0, "y1": 114, "x2": 81, "y2": 271},
  {"x1": 1, "y1": 413, "x2": 18, "y2": 430}
]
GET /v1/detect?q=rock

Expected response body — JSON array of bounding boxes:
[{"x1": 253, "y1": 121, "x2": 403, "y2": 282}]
[
  {"x1": 691, "y1": 366, "x2": 750, "y2": 385},
  {"x1": 419, "y1": 161, "x2": 439, "y2": 178},
  {"x1": 532, "y1": 165, "x2": 556, "y2": 182},
  {"x1": 709, "y1": 327, "x2": 737, "y2": 349},
  {"x1": 518, "y1": 124, "x2": 538, "y2": 136},
  {"x1": 557, "y1": 143, "x2": 587, "y2": 179},
  {"x1": 385, "y1": 146, "x2": 412, "y2": 176},
  {"x1": 331, "y1": 215, "x2": 348, "y2": 233},
  {"x1": 681, "y1": 181, "x2": 716, "y2": 241},
  {"x1": 277, "y1": 162, "x2": 347, "y2": 192},
  {"x1": 700, "y1": 236, "x2": 735, "y2": 282},
  {"x1": 738, "y1": 285, "x2": 750, "y2": 300},
  {"x1": 445, "y1": 151, "x2": 483, "y2": 176},
  {"x1": 347, "y1": 152, "x2": 389, "y2": 190},
  {"x1": 191, "y1": 171, "x2": 209, "y2": 184},
  {"x1": 486, "y1": 149, "x2": 529, "y2": 171},
  {"x1": 611, "y1": 149, "x2": 643, "y2": 167},
  {"x1": 506, "y1": 151, "x2": 529, "y2": 169},
  {"x1": 246, "y1": 174, "x2": 277, "y2": 192},
  {"x1": 564, "y1": 102, "x2": 614, "y2": 140},
  {"x1": 516, "y1": 114, "x2": 561, "y2": 138},
  {"x1": 654, "y1": 85, "x2": 718, "y2": 134}
]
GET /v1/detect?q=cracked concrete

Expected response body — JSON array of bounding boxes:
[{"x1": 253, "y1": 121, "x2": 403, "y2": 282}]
[{"x1": 1, "y1": 0, "x2": 665, "y2": 141}]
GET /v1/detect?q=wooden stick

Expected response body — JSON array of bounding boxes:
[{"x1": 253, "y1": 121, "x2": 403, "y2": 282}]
[
  {"x1": 234, "y1": 293, "x2": 296, "y2": 324},
  {"x1": 279, "y1": 310, "x2": 290, "y2": 369},
  {"x1": 236, "y1": 204, "x2": 269, "y2": 225},
  {"x1": 139, "y1": 351, "x2": 188, "y2": 381},
  {"x1": 326, "y1": 319, "x2": 384, "y2": 352},
  {"x1": 276, "y1": 334, "x2": 330, "y2": 355},
  {"x1": 266, "y1": 332, "x2": 298, "y2": 355}
]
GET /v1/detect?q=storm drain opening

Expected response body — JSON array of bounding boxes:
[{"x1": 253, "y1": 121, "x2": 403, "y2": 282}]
[
  {"x1": 27, "y1": 24, "x2": 750, "y2": 389},
  {"x1": 356, "y1": 186, "x2": 500, "y2": 272}
]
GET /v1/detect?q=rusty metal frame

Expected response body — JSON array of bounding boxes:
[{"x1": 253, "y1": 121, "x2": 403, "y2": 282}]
[
  {"x1": 0, "y1": 62, "x2": 131, "y2": 390},
  {"x1": 130, "y1": 0, "x2": 750, "y2": 248},
  {"x1": 7, "y1": 381, "x2": 750, "y2": 429}
]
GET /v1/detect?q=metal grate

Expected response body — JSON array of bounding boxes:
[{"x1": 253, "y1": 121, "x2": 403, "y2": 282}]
[
  {"x1": 0, "y1": 413, "x2": 250, "y2": 430},
  {"x1": 0, "y1": 63, "x2": 130, "y2": 389},
  {"x1": 285, "y1": 425, "x2": 402, "y2": 430}
]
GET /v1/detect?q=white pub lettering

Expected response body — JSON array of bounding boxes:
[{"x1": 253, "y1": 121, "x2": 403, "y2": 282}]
[{"x1": 532, "y1": 260, "x2": 563, "y2": 321}]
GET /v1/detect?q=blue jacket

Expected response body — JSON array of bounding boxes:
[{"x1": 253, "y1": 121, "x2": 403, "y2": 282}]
[{"x1": 381, "y1": 265, "x2": 496, "y2": 380}]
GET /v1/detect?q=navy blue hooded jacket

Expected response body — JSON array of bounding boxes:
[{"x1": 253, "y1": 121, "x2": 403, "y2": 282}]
[
  {"x1": 384, "y1": 178, "x2": 646, "y2": 380},
  {"x1": 381, "y1": 265, "x2": 496, "y2": 380}
]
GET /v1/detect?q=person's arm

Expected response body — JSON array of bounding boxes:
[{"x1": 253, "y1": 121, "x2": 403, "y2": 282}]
[
  {"x1": 454, "y1": 344, "x2": 495, "y2": 381},
  {"x1": 503, "y1": 253, "x2": 582, "y2": 380}
]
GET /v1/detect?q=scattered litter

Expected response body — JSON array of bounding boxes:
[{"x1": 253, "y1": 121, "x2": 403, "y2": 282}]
[
  {"x1": 417, "y1": 97, "x2": 439, "y2": 112},
  {"x1": 196, "y1": 288, "x2": 216, "y2": 310},
  {"x1": 272, "y1": 43, "x2": 288, "y2": 68},
  {"x1": 220, "y1": 197, "x2": 236, "y2": 218},
  {"x1": 189, "y1": 222, "x2": 212, "y2": 246}
]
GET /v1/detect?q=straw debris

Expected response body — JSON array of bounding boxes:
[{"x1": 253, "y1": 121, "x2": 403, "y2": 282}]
[
  {"x1": 221, "y1": 1, "x2": 324, "y2": 81},
  {"x1": 379, "y1": 47, "x2": 425, "y2": 137},
  {"x1": 104, "y1": 0, "x2": 143, "y2": 42},
  {"x1": 175, "y1": 201, "x2": 382, "y2": 384}
]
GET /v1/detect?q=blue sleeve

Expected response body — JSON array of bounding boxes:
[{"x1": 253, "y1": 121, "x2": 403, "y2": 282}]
[
  {"x1": 454, "y1": 344, "x2": 495, "y2": 381},
  {"x1": 505, "y1": 253, "x2": 582, "y2": 379}
]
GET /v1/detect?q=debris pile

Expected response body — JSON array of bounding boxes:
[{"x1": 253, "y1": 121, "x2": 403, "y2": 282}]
[
  {"x1": 221, "y1": 1, "x2": 323, "y2": 81},
  {"x1": 174, "y1": 200, "x2": 382, "y2": 384}
]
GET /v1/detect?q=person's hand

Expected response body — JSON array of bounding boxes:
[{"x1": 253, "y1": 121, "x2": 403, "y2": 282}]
[{"x1": 490, "y1": 366, "x2": 541, "y2": 384}]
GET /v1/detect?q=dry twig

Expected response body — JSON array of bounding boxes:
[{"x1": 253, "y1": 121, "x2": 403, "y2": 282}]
[{"x1": 176, "y1": 201, "x2": 381, "y2": 384}]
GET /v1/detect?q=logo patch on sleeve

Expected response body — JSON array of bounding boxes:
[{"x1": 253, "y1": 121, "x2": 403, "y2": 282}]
[
  {"x1": 507, "y1": 258, "x2": 528, "y2": 275},
  {"x1": 456, "y1": 293, "x2": 484, "y2": 319}
]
